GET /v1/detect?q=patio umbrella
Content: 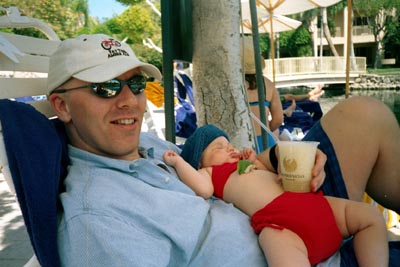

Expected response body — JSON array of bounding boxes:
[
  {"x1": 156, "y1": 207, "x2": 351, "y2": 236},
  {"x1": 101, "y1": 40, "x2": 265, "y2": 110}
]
[
  {"x1": 240, "y1": 9, "x2": 302, "y2": 64},
  {"x1": 256, "y1": 0, "x2": 342, "y2": 16},
  {"x1": 241, "y1": 13, "x2": 302, "y2": 34},
  {"x1": 240, "y1": 11, "x2": 302, "y2": 78},
  {"x1": 242, "y1": 0, "x2": 341, "y2": 83}
]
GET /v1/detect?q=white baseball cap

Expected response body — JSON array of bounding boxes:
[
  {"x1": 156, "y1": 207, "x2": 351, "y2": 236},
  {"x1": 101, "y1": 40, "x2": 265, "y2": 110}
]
[{"x1": 48, "y1": 34, "x2": 162, "y2": 94}]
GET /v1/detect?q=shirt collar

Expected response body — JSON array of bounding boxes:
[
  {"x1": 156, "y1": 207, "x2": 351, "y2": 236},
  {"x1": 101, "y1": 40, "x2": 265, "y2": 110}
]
[{"x1": 138, "y1": 146, "x2": 154, "y2": 159}]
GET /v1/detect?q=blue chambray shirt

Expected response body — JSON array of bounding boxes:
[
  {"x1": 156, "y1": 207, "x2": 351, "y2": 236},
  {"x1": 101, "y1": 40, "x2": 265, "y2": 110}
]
[{"x1": 57, "y1": 132, "x2": 266, "y2": 267}]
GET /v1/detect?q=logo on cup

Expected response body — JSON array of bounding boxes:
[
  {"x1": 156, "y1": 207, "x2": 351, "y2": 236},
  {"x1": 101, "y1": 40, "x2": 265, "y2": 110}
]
[{"x1": 283, "y1": 157, "x2": 297, "y2": 172}]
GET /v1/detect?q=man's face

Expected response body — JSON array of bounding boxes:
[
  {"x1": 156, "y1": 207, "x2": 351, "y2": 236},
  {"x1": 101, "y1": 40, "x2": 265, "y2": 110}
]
[{"x1": 50, "y1": 68, "x2": 147, "y2": 160}]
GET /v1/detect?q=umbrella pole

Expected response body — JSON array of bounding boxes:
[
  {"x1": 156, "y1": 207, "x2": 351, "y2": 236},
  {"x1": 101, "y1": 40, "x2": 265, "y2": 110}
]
[
  {"x1": 269, "y1": 11, "x2": 276, "y2": 84},
  {"x1": 345, "y1": 0, "x2": 352, "y2": 98},
  {"x1": 249, "y1": 0, "x2": 269, "y2": 149}
]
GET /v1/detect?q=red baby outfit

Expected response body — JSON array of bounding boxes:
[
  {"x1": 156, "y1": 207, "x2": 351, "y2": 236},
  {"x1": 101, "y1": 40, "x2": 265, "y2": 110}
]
[
  {"x1": 211, "y1": 161, "x2": 238, "y2": 199},
  {"x1": 211, "y1": 162, "x2": 342, "y2": 265},
  {"x1": 251, "y1": 191, "x2": 342, "y2": 265}
]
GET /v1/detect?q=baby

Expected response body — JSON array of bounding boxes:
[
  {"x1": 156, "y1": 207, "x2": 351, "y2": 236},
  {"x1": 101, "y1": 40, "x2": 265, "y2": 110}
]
[{"x1": 163, "y1": 124, "x2": 388, "y2": 267}]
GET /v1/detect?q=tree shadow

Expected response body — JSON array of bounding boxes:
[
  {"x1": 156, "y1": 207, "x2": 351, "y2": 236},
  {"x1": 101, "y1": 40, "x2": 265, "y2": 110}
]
[{"x1": 0, "y1": 180, "x2": 34, "y2": 266}]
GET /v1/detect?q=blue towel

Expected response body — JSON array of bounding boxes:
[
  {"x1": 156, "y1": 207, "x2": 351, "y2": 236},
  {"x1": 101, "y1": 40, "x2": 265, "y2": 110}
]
[
  {"x1": 174, "y1": 73, "x2": 197, "y2": 138},
  {"x1": 175, "y1": 72, "x2": 195, "y2": 106},
  {"x1": 340, "y1": 239, "x2": 400, "y2": 267},
  {"x1": 0, "y1": 99, "x2": 68, "y2": 267}
]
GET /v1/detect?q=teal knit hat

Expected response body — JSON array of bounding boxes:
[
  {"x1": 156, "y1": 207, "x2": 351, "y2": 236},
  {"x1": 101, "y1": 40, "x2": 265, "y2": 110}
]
[{"x1": 180, "y1": 124, "x2": 229, "y2": 170}]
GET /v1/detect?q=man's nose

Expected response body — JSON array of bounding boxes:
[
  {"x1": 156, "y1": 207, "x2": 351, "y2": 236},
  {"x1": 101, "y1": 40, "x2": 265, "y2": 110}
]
[{"x1": 116, "y1": 85, "x2": 139, "y2": 106}]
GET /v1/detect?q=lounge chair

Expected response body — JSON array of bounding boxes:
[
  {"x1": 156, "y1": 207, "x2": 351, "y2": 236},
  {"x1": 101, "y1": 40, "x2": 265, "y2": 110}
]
[{"x1": 0, "y1": 6, "x2": 398, "y2": 267}]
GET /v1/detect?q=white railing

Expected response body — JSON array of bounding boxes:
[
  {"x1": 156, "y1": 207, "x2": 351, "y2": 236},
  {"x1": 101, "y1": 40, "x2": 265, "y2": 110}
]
[
  {"x1": 352, "y1": 25, "x2": 373, "y2": 36},
  {"x1": 263, "y1": 56, "x2": 366, "y2": 78},
  {"x1": 317, "y1": 26, "x2": 372, "y2": 38}
]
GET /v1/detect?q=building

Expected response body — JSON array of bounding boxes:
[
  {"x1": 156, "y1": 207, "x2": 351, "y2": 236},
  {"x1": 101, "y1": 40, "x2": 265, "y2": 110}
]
[{"x1": 315, "y1": 7, "x2": 381, "y2": 68}]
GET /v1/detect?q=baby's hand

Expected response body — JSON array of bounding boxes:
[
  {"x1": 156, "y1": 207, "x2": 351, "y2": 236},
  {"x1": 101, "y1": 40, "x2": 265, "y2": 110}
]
[
  {"x1": 241, "y1": 148, "x2": 257, "y2": 163},
  {"x1": 163, "y1": 150, "x2": 180, "y2": 166}
]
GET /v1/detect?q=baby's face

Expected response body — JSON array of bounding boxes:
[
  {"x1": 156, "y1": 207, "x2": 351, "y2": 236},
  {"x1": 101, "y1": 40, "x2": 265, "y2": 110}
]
[{"x1": 199, "y1": 136, "x2": 240, "y2": 168}]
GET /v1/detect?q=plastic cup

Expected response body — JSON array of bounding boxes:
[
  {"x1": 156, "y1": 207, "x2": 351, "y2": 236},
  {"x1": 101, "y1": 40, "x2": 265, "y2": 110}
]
[{"x1": 278, "y1": 141, "x2": 319, "y2": 192}]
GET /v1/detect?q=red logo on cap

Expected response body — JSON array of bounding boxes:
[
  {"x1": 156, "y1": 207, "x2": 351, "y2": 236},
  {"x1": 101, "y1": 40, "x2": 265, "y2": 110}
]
[
  {"x1": 100, "y1": 38, "x2": 130, "y2": 58},
  {"x1": 101, "y1": 38, "x2": 121, "y2": 50}
]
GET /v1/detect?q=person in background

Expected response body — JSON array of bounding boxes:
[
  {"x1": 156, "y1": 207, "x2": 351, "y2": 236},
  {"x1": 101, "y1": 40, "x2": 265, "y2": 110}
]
[
  {"x1": 242, "y1": 36, "x2": 283, "y2": 152},
  {"x1": 282, "y1": 84, "x2": 325, "y2": 103},
  {"x1": 242, "y1": 37, "x2": 323, "y2": 151}
]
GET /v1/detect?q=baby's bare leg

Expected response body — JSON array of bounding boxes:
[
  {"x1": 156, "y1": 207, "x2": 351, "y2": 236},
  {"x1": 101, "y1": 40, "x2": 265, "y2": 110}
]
[
  {"x1": 326, "y1": 196, "x2": 388, "y2": 267},
  {"x1": 258, "y1": 227, "x2": 310, "y2": 267}
]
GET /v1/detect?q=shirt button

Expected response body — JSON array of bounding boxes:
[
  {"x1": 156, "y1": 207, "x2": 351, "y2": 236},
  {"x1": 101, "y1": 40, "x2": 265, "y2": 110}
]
[
  {"x1": 129, "y1": 164, "x2": 135, "y2": 171},
  {"x1": 164, "y1": 177, "x2": 170, "y2": 183}
]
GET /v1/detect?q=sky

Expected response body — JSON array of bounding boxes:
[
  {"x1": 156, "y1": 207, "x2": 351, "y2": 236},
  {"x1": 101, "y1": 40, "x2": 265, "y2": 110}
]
[{"x1": 88, "y1": 0, "x2": 127, "y2": 19}]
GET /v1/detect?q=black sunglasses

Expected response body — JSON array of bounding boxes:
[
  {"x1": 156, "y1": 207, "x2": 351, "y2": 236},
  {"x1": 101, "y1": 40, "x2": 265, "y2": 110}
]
[{"x1": 51, "y1": 75, "x2": 148, "y2": 98}]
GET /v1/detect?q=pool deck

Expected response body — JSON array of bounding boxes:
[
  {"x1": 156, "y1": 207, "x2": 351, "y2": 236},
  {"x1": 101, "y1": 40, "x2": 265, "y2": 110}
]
[{"x1": 0, "y1": 173, "x2": 34, "y2": 267}]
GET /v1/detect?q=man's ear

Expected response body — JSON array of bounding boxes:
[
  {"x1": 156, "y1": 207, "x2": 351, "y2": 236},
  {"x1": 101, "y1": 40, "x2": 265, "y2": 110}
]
[{"x1": 48, "y1": 94, "x2": 71, "y2": 122}]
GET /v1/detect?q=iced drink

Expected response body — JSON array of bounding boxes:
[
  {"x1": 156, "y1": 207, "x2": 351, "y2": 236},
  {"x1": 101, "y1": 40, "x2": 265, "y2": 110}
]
[{"x1": 278, "y1": 141, "x2": 319, "y2": 192}]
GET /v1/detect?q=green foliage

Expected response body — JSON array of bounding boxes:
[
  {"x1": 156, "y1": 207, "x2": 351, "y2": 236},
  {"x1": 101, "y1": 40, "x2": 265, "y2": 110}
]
[
  {"x1": 382, "y1": 15, "x2": 400, "y2": 64},
  {"x1": 262, "y1": 27, "x2": 312, "y2": 58},
  {"x1": 117, "y1": 5, "x2": 158, "y2": 43},
  {"x1": 100, "y1": 1, "x2": 162, "y2": 68},
  {"x1": 287, "y1": 27, "x2": 312, "y2": 57},
  {"x1": 258, "y1": 35, "x2": 270, "y2": 58},
  {"x1": 367, "y1": 67, "x2": 400, "y2": 75},
  {"x1": 134, "y1": 43, "x2": 163, "y2": 71},
  {"x1": 353, "y1": 0, "x2": 400, "y2": 67},
  {"x1": 72, "y1": 0, "x2": 89, "y2": 27},
  {"x1": 1, "y1": 0, "x2": 88, "y2": 39},
  {"x1": 104, "y1": 18, "x2": 124, "y2": 35},
  {"x1": 292, "y1": 27, "x2": 311, "y2": 46},
  {"x1": 1, "y1": 0, "x2": 162, "y2": 69},
  {"x1": 113, "y1": 3, "x2": 162, "y2": 68},
  {"x1": 353, "y1": 0, "x2": 399, "y2": 16},
  {"x1": 76, "y1": 22, "x2": 113, "y2": 36},
  {"x1": 116, "y1": 0, "x2": 143, "y2": 5}
]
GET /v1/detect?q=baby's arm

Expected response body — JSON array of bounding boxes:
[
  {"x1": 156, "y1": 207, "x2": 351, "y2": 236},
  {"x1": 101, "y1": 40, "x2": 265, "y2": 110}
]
[
  {"x1": 241, "y1": 148, "x2": 268, "y2": 170},
  {"x1": 163, "y1": 150, "x2": 214, "y2": 199}
]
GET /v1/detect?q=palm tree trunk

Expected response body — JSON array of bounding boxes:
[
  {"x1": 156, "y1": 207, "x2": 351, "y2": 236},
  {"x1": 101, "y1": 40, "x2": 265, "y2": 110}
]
[
  {"x1": 192, "y1": 0, "x2": 255, "y2": 148},
  {"x1": 322, "y1": 7, "x2": 339, "y2": 57},
  {"x1": 349, "y1": 8, "x2": 357, "y2": 71}
]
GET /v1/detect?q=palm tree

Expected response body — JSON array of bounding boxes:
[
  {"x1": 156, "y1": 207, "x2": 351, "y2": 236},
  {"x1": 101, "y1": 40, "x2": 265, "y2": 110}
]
[
  {"x1": 72, "y1": 0, "x2": 89, "y2": 28},
  {"x1": 321, "y1": 6, "x2": 339, "y2": 56}
]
